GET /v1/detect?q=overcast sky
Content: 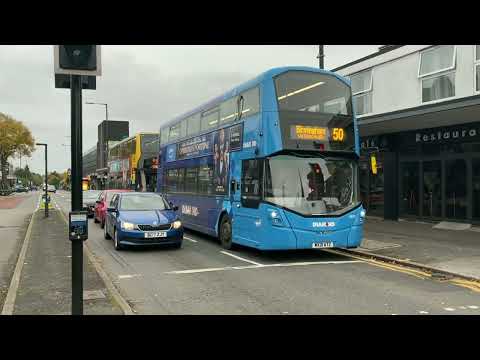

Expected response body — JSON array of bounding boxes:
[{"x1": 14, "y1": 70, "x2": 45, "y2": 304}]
[{"x1": 0, "y1": 45, "x2": 379, "y2": 174}]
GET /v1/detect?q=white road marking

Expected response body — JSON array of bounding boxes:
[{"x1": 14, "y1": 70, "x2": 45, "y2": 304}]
[
  {"x1": 220, "y1": 251, "x2": 263, "y2": 266},
  {"x1": 118, "y1": 274, "x2": 141, "y2": 279},
  {"x1": 459, "y1": 306, "x2": 467, "y2": 310},
  {"x1": 165, "y1": 260, "x2": 361, "y2": 275},
  {"x1": 184, "y1": 236, "x2": 198, "y2": 243},
  {"x1": 418, "y1": 310, "x2": 429, "y2": 314},
  {"x1": 467, "y1": 305, "x2": 479, "y2": 309},
  {"x1": 444, "y1": 307, "x2": 456, "y2": 311}
]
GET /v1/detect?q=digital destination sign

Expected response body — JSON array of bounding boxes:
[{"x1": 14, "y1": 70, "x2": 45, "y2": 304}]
[{"x1": 290, "y1": 125, "x2": 345, "y2": 142}]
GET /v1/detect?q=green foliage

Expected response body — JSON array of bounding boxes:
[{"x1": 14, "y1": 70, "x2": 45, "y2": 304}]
[{"x1": 0, "y1": 113, "x2": 35, "y2": 185}]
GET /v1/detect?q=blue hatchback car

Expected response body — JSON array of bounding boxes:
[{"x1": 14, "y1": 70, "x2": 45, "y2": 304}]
[{"x1": 104, "y1": 192, "x2": 183, "y2": 250}]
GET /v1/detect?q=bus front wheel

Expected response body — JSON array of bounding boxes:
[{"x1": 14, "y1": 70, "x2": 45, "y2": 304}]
[{"x1": 220, "y1": 216, "x2": 234, "y2": 250}]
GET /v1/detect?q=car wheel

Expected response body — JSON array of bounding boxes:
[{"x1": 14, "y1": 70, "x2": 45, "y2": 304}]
[
  {"x1": 219, "y1": 216, "x2": 234, "y2": 250},
  {"x1": 113, "y1": 229, "x2": 123, "y2": 251},
  {"x1": 104, "y1": 221, "x2": 111, "y2": 240}
]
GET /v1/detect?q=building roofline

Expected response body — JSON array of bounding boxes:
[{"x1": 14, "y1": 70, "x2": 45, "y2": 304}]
[{"x1": 331, "y1": 45, "x2": 405, "y2": 72}]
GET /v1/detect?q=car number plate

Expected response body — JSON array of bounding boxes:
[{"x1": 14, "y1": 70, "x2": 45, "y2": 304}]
[
  {"x1": 145, "y1": 231, "x2": 167, "y2": 238},
  {"x1": 312, "y1": 242, "x2": 334, "y2": 249}
]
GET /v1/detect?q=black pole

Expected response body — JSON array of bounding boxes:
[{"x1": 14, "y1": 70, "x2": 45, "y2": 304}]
[
  {"x1": 44, "y1": 145, "x2": 48, "y2": 218},
  {"x1": 318, "y1": 45, "x2": 324, "y2": 69},
  {"x1": 71, "y1": 75, "x2": 83, "y2": 315}
]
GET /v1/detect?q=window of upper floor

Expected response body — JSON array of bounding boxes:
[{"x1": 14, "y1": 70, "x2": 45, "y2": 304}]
[
  {"x1": 349, "y1": 69, "x2": 373, "y2": 116},
  {"x1": 419, "y1": 45, "x2": 456, "y2": 103},
  {"x1": 475, "y1": 45, "x2": 480, "y2": 93}
]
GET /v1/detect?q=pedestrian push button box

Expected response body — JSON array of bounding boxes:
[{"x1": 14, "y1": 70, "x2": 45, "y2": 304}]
[{"x1": 69, "y1": 211, "x2": 88, "y2": 241}]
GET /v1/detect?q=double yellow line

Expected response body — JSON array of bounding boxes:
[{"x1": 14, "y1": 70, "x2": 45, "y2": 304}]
[{"x1": 325, "y1": 249, "x2": 480, "y2": 293}]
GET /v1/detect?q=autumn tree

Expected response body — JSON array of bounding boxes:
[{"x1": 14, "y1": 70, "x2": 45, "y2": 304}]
[{"x1": 0, "y1": 113, "x2": 35, "y2": 186}]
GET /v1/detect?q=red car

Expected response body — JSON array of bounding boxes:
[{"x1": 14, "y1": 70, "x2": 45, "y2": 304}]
[{"x1": 94, "y1": 189, "x2": 133, "y2": 228}]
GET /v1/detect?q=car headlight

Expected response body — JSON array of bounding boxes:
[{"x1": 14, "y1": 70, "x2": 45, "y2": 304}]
[
  {"x1": 121, "y1": 221, "x2": 136, "y2": 230},
  {"x1": 173, "y1": 220, "x2": 182, "y2": 229}
]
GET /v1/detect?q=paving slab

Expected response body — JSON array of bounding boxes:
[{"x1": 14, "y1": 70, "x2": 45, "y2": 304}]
[{"x1": 362, "y1": 217, "x2": 480, "y2": 279}]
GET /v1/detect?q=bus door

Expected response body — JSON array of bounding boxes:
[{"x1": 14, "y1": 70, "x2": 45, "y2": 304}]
[{"x1": 231, "y1": 159, "x2": 263, "y2": 248}]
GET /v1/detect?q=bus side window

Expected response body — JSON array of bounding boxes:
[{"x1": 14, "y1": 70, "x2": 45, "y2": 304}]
[{"x1": 241, "y1": 159, "x2": 263, "y2": 209}]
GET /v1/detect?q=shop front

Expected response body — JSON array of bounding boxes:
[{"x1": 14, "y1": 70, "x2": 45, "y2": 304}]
[{"x1": 360, "y1": 122, "x2": 480, "y2": 223}]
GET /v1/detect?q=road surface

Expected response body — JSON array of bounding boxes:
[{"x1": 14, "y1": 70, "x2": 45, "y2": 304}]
[{"x1": 53, "y1": 190, "x2": 480, "y2": 315}]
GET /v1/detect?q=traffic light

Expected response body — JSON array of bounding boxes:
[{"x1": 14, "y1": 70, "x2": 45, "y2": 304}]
[{"x1": 54, "y1": 45, "x2": 102, "y2": 77}]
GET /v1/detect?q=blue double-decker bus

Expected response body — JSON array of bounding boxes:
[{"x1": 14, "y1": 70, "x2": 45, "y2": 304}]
[{"x1": 157, "y1": 66, "x2": 365, "y2": 250}]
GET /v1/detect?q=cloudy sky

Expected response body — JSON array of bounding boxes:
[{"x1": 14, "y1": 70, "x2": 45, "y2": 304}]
[{"x1": 0, "y1": 45, "x2": 379, "y2": 174}]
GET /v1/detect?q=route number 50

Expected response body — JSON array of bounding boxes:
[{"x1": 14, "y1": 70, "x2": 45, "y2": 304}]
[{"x1": 332, "y1": 128, "x2": 345, "y2": 141}]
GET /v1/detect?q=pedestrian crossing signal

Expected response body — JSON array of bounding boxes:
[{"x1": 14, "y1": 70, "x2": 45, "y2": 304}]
[{"x1": 54, "y1": 45, "x2": 102, "y2": 77}]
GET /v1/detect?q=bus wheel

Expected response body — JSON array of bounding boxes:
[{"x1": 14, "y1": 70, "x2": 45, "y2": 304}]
[{"x1": 220, "y1": 216, "x2": 234, "y2": 250}]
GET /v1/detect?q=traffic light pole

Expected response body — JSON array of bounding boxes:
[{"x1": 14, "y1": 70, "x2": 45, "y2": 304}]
[{"x1": 70, "y1": 75, "x2": 83, "y2": 315}]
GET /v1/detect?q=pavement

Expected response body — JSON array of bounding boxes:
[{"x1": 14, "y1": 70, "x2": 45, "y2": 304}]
[
  {"x1": 11, "y1": 207, "x2": 122, "y2": 315},
  {"x1": 359, "y1": 217, "x2": 480, "y2": 280},
  {"x1": 49, "y1": 191, "x2": 480, "y2": 315},
  {"x1": 0, "y1": 192, "x2": 37, "y2": 308},
  {"x1": 0, "y1": 191, "x2": 122, "y2": 315}
]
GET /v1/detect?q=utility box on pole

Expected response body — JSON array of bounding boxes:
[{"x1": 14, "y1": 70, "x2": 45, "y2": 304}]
[{"x1": 54, "y1": 45, "x2": 102, "y2": 316}]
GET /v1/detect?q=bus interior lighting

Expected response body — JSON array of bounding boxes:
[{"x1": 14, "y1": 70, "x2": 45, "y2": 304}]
[{"x1": 277, "y1": 81, "x2": 325, "y2": 101}]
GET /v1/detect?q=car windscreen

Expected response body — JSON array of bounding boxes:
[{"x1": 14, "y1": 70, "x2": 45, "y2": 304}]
[
  {"x1": 119, "y1": 194, "x2": 169, "y2": 211},
  {"x1": 83, "y1": 191, "x2": 101, "y2": 200}
]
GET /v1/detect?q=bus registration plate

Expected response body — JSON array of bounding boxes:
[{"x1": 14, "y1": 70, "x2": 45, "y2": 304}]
[
  {"x1": 312, "y1": 242, "x2": 333, "y2": 249},
  {"x1": 145, "y1": 231, "x2": 167, "y2": 238}
]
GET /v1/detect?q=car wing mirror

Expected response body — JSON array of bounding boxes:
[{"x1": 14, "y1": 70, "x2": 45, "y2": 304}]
[{"x1": 172, "y1": 205, "x2": 179, "y2": 211}]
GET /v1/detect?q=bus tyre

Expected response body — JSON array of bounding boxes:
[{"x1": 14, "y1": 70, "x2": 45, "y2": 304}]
[{"x1": 220, "y1": 216, "x2": 234, "y2": 250}]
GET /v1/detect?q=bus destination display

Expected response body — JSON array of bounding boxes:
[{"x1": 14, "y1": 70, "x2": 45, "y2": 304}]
[{"x1": 290, "y1": 125, "x2": 345, "y2": 142}]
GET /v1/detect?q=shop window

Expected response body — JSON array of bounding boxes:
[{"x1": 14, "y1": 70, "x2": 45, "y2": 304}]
[
  {"x1": 349, "y1": 69, "x2": 373, "y2": 116},
  {"x1": 473, "y1": 158, "x2": 480, "y2": 220}
]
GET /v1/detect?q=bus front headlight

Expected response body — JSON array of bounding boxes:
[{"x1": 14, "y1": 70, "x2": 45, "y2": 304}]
[{"x1": 173, "y1": 220, "x2": 182, "y2": 229}]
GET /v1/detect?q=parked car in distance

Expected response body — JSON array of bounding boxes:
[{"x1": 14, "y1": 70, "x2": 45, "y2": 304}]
[
  {"x1": 14, "y1": 184, "x2": 29, "y2": 193},
  {"x1": 104, "y1": 192, "x2": 183, "y2": 250},
  {"x1": 94, "y1": 189, "x2": 133, "y2": 228},
  {"x1": 82, "y1": 190, "x2": 102, "y2": 218},
  {"x1": 47, "y1": 185, "x2": 56, "y2": 193}
]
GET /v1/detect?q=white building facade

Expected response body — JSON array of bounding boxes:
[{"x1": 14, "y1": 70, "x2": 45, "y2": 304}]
[{"x1": 333, "y1": 45, "x2": 480, "y2": 223}]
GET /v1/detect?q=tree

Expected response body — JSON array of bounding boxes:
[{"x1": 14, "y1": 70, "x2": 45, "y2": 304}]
[
  {"x1": 48, "y1": 171, "x2": 62, "y2": 188},
  {"x1": 0, "y1": 113, "x2": 35, "y2": 186}
]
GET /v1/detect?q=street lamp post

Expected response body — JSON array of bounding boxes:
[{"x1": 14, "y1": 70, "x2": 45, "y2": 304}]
[
  {"x1": 86, "y1": 102, "x2": 109, "y2": 189},
  {"x1": 36, "y1": 143, "x2": 48, "y2": 218}
]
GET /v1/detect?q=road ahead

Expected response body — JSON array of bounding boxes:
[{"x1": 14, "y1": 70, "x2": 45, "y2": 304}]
[{"x1": 53, "y1": 191, "x2": 480, "y2": 315}]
